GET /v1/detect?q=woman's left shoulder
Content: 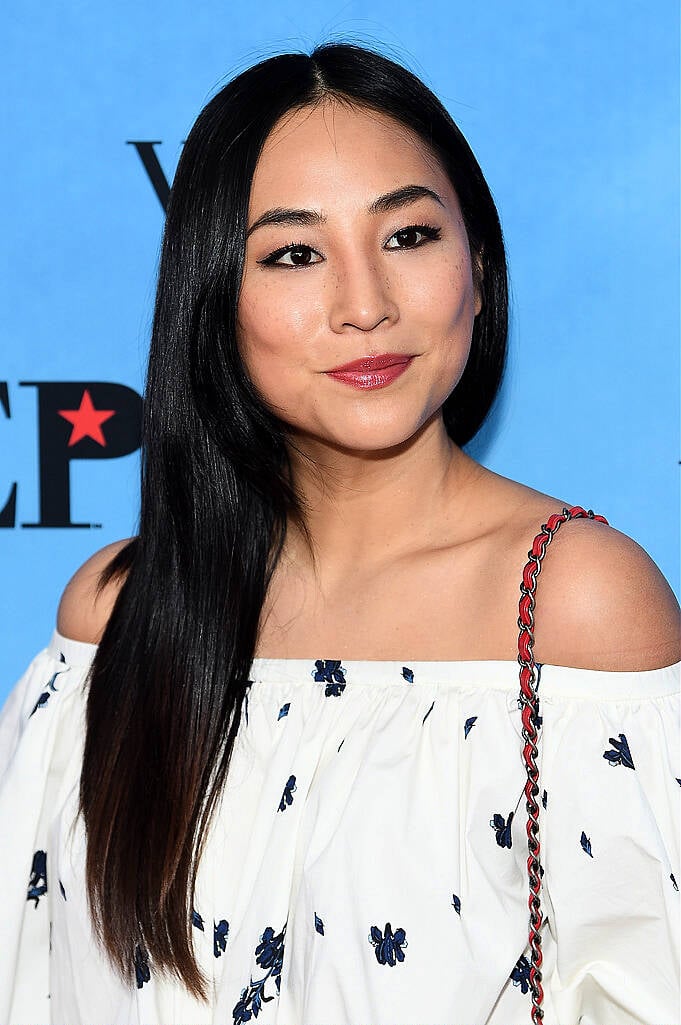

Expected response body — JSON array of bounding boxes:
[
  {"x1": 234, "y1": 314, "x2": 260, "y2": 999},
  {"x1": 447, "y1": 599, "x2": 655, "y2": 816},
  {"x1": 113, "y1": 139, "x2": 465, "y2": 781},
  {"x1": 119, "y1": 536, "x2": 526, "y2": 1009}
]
[{"x1": 519, "y1": 504, "x2": 680, "y2": 671}]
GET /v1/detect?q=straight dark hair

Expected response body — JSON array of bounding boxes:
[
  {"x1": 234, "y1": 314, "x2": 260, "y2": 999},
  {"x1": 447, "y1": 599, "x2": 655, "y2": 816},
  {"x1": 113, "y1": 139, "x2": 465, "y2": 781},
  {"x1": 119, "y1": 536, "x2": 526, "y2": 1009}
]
[{"x1": 80, "y1": 40, "x2": 509, "y2": 998}]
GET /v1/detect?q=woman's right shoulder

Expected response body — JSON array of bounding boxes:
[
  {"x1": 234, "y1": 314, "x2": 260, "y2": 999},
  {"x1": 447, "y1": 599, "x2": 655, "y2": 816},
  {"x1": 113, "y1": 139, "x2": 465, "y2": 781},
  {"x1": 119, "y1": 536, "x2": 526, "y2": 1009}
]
[{"x1": 56, "y1": 538, "x2": 136, "y2": 645}]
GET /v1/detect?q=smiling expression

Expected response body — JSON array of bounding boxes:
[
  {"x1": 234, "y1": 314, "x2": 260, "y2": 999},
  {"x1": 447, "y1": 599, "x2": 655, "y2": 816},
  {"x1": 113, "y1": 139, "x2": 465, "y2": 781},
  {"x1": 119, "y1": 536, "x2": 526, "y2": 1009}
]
[{"x1": 236, "y1": 100, "x2": 482, "y2": 453}]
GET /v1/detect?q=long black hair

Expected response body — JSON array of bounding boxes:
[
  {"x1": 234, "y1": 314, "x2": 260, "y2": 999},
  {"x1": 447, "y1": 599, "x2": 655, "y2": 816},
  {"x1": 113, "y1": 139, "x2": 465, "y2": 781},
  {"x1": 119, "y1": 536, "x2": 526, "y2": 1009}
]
[{"x1": 80, "y1": 40, "x2": 508, "y2": 998}]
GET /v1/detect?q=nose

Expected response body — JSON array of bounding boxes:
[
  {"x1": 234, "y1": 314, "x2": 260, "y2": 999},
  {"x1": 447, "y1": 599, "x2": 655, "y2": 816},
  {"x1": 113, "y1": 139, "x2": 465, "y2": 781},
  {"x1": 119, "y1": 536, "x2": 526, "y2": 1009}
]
[{"x1": 328, "y1": 250, "x2": 399, "y2": 334}]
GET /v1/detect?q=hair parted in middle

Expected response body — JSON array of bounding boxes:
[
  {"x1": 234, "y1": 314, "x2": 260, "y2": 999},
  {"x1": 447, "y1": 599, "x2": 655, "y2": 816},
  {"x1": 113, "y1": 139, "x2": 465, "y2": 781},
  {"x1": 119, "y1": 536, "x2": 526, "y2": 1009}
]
[{"x1": 80, "y1": 40, "x2": 509, "y2": 1000}]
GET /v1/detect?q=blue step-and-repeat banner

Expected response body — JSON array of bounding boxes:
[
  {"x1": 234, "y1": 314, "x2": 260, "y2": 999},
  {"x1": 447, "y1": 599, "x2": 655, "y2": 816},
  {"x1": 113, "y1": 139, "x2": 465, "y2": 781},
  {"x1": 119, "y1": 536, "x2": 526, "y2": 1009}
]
[{"x1": 2, "y1": 2, "x2": 679, "y2": 702}]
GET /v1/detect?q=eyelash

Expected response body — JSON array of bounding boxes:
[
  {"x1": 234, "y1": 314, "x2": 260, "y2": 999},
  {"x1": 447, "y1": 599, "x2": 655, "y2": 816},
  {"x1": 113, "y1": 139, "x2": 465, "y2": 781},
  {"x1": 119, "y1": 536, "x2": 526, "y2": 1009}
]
[{"x1": 258, "y1": 223, "x2": 442, "y2": 267}]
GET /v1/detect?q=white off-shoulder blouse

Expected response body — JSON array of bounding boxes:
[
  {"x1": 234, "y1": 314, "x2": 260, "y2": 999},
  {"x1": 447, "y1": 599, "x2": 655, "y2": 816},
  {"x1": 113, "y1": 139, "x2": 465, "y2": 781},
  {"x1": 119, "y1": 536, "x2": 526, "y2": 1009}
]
[{"x1": 0, "y1": 630, "x2": 679, "y2": 1025}]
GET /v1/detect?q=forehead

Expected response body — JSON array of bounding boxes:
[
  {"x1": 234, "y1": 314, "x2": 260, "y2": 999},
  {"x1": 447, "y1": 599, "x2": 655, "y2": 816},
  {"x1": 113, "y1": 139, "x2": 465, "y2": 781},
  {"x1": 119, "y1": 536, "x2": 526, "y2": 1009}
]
[{"x1": 249, "y1": 100, "x2": 450, "y2": 209}]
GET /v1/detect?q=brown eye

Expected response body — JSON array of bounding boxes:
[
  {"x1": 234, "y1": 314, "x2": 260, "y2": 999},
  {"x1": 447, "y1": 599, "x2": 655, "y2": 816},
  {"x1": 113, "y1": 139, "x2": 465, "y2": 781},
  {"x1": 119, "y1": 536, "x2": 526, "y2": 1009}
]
[
  {"x1": 288, "y1": 248, "x2": 313, "y2": 266},
  {"x1": 395, "y1": 228, "x2": 420, "y2": 247},
  {"x1": 385, "y1": 224, "x2": 442, "y2": 250},
  {"x1": 260, "y1": 243, "x2": 323, "y2": 268}
]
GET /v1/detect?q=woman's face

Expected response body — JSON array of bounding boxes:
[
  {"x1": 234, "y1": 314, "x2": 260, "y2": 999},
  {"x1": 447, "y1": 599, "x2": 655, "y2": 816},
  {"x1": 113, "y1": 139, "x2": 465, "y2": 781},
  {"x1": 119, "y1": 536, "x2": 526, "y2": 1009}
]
[{"x1": 237, "y1": 100, "x2": 481, "y2": 453}]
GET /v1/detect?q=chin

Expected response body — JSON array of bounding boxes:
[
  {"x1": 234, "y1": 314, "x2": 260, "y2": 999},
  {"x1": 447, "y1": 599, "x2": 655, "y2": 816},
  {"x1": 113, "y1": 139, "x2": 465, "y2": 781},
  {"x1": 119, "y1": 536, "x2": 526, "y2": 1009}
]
[{"x1": 323, "y1": 418, "x2": 431, "y2": 455}]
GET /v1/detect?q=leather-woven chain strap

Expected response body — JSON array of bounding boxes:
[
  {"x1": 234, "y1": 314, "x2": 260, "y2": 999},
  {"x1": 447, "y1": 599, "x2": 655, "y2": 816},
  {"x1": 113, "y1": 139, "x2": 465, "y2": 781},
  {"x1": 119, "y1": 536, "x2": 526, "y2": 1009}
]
[{"x1": 517, "y1": 505, "x2": 609, "y2": 1023}]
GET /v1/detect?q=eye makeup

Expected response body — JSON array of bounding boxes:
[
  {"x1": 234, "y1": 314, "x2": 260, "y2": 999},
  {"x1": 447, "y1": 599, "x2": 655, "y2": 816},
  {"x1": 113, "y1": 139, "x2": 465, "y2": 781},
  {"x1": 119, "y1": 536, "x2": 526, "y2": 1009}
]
[{"x1": 257, "y1": 222, "x2": 442, "y2": 268}]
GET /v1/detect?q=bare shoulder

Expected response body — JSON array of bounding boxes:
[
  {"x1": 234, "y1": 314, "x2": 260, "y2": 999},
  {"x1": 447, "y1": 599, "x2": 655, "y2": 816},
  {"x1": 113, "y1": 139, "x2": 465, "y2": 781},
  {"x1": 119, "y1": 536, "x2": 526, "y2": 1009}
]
[
  {"x1": 466, "y1": 466, "x2": 680, "y2": 671},
  {"x1": 522, "y1": 513, "x2": 680, "y2": 671},
  {"x1": 56, "y1": 538, "x2": 135, "y2": 645}
]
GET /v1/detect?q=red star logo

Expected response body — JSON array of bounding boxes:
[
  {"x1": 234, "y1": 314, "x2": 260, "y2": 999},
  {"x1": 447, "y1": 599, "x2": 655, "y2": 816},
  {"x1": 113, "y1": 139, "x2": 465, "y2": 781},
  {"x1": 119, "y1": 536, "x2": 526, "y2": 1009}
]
[{"x1": 58, "y1": 389, "x2": 116, "y2": 447}]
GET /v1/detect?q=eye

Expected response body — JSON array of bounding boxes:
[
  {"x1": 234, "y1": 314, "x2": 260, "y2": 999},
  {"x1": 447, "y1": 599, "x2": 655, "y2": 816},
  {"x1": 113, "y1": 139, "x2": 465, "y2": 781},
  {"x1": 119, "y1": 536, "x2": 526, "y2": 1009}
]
[
  {"x1": 258, "y1": 243, "x2": 323, "y2": 268},
  {"x1": 385, "y1": 223, "x2": 442, "y2": 250}
]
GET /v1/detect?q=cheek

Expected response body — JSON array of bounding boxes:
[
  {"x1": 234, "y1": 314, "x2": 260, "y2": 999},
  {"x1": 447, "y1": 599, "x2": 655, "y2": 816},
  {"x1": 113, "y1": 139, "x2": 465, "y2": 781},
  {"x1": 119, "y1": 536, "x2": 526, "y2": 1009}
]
[
  {"x1": 238, "y1": 276, "x2": 319, "y2": 350},
  {"x1": 236, "y1": 287, "x2": 311, "y2": 402},
  {"x1": 445, "y1": 255, "x2": 477, "y2": 326},
  {"x1": 404, "y1": 253, "x2": 477, "y2": 350},
  {"x1": 414, "y1": 255, "x2": 476, "y2": 391},
  {"x1": 443, "y1": 257, "x2": 477, "y2": 350},
  {"x1": 402, "y1": 244, "x2": 476, "y2": 311}
]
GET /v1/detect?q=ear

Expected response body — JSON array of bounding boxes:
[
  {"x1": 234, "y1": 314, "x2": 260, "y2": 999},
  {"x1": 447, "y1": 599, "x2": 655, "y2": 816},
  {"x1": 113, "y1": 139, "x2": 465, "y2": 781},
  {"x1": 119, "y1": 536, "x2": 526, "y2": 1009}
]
[{"x1": 472, "y1": 247, "x2": 484, "y2": 317}]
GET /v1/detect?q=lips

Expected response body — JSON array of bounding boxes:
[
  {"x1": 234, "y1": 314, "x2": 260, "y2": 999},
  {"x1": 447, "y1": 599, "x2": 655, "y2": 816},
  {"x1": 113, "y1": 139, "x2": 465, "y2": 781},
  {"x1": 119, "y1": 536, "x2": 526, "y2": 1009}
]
[
  {"x1": 325, "y1": 357, "x2": 414, "y2": 391},
  {"x1": 326, "y1": 353, "x2": 414, "y2": 373}
]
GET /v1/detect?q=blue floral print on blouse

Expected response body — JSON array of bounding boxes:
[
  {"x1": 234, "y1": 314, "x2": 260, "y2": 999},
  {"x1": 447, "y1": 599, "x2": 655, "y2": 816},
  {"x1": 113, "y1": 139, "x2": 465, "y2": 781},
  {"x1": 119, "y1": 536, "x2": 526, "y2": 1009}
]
[
  {"x1": 491, "y1": 691, "x2": 663, "y2": 885},
  {"x1": 464, "y1": 715, "x2": 477, "y2": 738},
  {"x1": 278, "y1": 774, "x2": 297, "y2": 812},
  {"x1": 490, "y1": 811, "x2": 514, "y2": 849},
  {"x1": 580, "y1": 831, "x2": 593, "y2": 857},
  {"x1": 21, "y1": 655, "x2": 670, "y2": 1018},
  {"x1": 134, "y1": 944, "x2": 150, "y2": 989},
  {"x1": 29, "y1": 654, "x2": 67, "y2": 717},
  {"x1": 30, "y1": 692, "x2": 51, "y2": 715},
  {"x1": 312, "y1": 660, "x2": 346, "y2": 696},
  {"x1": 422, "y1": 701, "x2": 435, "y2": 725},
  {"x1": 604, "y1": 733, "x2": 635, "y2": 769},
  {"x1": 368, "y1": 922, "x2": 408, "y2": 966},
  {"x1": 27, "y1": 850, "x2": 47, "y2": 907},
  {"x1": 214, "y1": 919, "x2": 230, "y2": 958},
  {"x1": 510, "y1": 954, "x2": 532, "y2": 994},
  {"x1": 496, "y1": 672, "x2": 655, "y2": 876},
  {"x1": 232, "y1": 921, "x2": 287, "y2": 1024}
]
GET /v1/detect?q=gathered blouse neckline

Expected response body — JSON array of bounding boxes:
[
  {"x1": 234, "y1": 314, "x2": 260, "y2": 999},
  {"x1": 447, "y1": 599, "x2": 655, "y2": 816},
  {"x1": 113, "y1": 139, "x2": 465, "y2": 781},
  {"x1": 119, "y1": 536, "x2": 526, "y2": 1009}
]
[{"x1": 47, "y1": 629, "x2": 681, "y2": 702}]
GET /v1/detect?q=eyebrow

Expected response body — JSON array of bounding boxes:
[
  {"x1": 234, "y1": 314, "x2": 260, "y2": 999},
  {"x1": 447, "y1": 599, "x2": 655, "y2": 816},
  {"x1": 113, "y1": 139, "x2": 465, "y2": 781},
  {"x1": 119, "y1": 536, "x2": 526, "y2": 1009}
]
[{"x1": 245, "y1": 184, "x2": 445, "y2": 239}]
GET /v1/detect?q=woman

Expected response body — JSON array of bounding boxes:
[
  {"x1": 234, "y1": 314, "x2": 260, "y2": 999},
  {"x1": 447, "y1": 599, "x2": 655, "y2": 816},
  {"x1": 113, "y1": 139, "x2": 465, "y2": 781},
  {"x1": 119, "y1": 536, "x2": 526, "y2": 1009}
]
[{"x1": 1, "y1": 41, "x2": 679, "y2": 1025}]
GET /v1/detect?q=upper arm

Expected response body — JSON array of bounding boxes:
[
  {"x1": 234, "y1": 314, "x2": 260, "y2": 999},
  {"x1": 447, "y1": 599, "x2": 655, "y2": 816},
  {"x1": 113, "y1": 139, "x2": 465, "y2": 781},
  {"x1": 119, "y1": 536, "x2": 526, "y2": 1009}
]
[
  {"x1": 56, "y1": 538, "x2": 134, "y2": 645},
  {"x1": 529, "y1": 517, "x2": 681, "y2": 671}
]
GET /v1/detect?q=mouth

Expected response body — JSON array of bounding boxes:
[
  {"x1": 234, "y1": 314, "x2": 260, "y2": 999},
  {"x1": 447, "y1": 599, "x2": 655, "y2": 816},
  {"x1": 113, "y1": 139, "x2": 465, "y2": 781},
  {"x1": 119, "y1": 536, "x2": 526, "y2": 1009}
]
[
  {"x1": 326, "y1": 352, "x2": 415, "y2": 373},
  {"x1": 324, "y1": 355, "x2": 415, "y2": 391}
]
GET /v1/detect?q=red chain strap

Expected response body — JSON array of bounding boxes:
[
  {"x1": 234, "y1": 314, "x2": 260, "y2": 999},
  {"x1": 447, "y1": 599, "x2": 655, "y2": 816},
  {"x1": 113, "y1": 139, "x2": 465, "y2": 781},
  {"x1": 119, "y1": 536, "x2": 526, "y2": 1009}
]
[{"x1": 517, "y1": 505, "x2": 609, "y2": 1023}]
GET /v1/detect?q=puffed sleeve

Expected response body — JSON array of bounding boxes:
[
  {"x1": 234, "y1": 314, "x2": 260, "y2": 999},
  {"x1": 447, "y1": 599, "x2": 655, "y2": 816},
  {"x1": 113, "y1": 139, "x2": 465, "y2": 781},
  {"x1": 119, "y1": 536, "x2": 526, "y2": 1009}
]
[
  {"x1": 0, "y1": 632, "x2": 95, "y2": 1025},
  {"x1": 537, "y1": 661, "x2": 681, "y2": 1025}
]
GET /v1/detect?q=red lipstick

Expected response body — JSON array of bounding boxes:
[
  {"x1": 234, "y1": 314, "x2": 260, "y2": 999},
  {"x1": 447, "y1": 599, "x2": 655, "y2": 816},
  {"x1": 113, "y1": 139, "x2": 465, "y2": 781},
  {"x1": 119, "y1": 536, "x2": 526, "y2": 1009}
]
[
  {"x1": 325, "y1": 353, "x2": 415, "y2": 390},
  {"x1": 327, "y1": 353, "x2": 414, "y2": 373}
]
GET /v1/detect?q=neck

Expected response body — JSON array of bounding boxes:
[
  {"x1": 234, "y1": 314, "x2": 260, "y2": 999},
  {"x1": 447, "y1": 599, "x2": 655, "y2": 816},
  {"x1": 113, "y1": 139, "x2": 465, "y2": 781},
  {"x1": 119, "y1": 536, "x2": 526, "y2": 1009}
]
[{"x1": 282, "y1": 412, "x2": 482, "y2": 587}]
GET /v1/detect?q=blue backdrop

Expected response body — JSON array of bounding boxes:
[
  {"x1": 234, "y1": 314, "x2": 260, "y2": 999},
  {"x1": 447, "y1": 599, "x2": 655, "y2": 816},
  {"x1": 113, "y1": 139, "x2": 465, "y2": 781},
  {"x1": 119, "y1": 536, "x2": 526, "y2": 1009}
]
[{"x1": 2, "y1": 1, "x2": 679, "y2": 704}]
